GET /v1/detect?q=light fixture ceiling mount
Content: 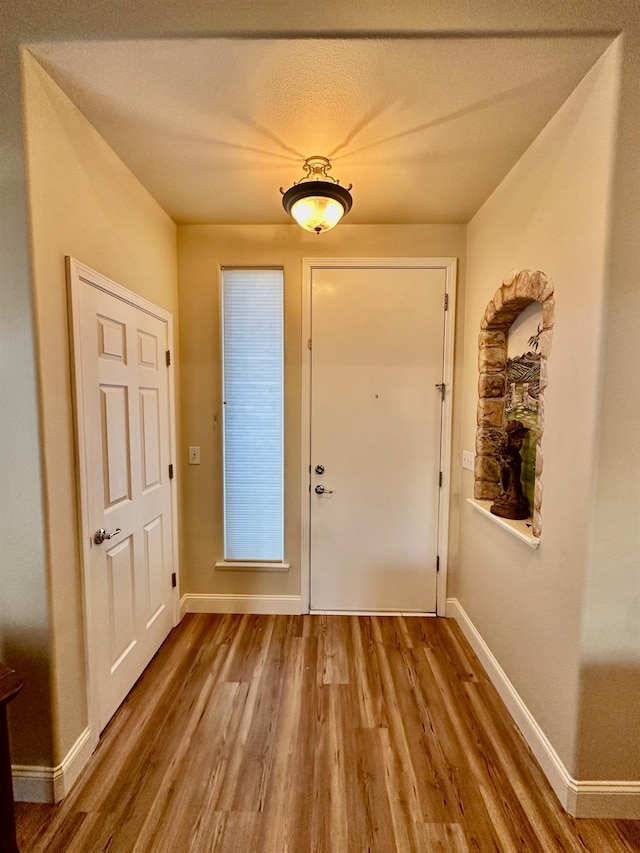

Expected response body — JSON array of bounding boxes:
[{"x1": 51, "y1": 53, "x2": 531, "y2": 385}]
[{"x1": 281, "y1": 156, "x2": 352, "y2": 234}]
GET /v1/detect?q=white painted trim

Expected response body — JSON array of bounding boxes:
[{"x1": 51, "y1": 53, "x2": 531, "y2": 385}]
[
  {"x1": 436, "y1": 258, "x2": 457, "y2": 616},
  {"x1": 214, "y1": 560, "x2": 290, "y2": 572},
  {"x1": 166, "y1": 305, "x2": 180, "y2": 630},
  {"x1": 300, "y1": 261, "x2": 312, "y2": 614},
  {"x1": 301, "y1": 258, "x2": 457, "y2": 617},
  {"x1": 467, "y1": 498, "x2": 540, "y2": 549},
  {"x1": 182, "y1": 594, "x2": 304, "y2": 615},
  {"x1": 446, "y1": 598, "x2": 640, "y2": 819},
  {"x1": 564, "y1": 781, "x2": 640, "y2": 820},
  {"x1": 66, "y1": 258, "x2": 181, "y2": 744},
  {"x1": 13, "y1": 727, "x2": 95, "y2": 803},
  {"x1": 310, "y1": 610, "x2": 437, "y2": 617}
]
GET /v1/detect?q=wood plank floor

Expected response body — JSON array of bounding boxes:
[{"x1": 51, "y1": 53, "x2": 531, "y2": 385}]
[{"x1": 15, "y1": 614, "x2": 640, "y2": 852}]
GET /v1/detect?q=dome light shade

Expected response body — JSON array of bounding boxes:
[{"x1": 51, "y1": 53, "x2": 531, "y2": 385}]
[
  {"x1": 287, "y1": 183, "x2": 351, "y2": 233},
  {"x1": 281, "y1": 157, "x2": 352, "y2": 234}
]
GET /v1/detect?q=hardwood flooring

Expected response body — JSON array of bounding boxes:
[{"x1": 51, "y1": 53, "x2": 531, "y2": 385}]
[{"x1": 14, "y1": 614, "x2": 640, "y2": 852}]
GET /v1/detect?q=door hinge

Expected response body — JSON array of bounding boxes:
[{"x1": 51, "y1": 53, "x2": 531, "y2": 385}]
[
  {"x1": 171, "y1": 572, "x2": 177, "y2": 588},
  {"x1": 436, "y1": 556, "x2": 440, "y2": 573},
  {"x1": 444, "y1": 293, "x2": 449, "y2": 311},
  {"x1": 439, "y1": 471, "x2": 443, "y2": 487},
  {"x1": 307, "y1": 338, "x2": 312, "y2": 350},
  {"x1": 166, "y1": 349, "x2": 171, "y2": 367},
  {"x1": 169, "y1": 463, "x2": 174, "y2": 479}
]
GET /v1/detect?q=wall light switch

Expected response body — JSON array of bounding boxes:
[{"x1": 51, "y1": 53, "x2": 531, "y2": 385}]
[
  {"x1": 462, "y1": 450, "x2": 474, "y2": 471},
  {"x1": 188, "y1": 446, "x2": 201, "y2": 465}
]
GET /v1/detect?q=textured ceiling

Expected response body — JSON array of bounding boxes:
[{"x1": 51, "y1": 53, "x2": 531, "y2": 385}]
[{"x1": 29, "y1": 36, "x2": 611, "y2": 224}]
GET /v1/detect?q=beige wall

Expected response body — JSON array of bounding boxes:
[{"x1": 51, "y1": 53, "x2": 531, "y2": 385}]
[
  {"x1": 458, "y1": 43, "x2": 620, "y2": 775},
  {"x1": 177, "y1": 225, "x2": 466, "y2": 603},
  {"x1": 0, "y1": 59, "x2": 53, "y2": 769},
  {"x1": 21, "y1": 53, "x2": 179, "y2": 765},
  {"x1": 576, "y1": 28, "x2": 640, "y2": 781}
]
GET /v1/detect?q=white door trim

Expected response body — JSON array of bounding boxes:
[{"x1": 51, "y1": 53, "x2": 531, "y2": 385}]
[
  {"x1": 66, "y1": 257, "x2": 180, "y2": 742},
  {"x1": 301, "y1": 257, "x2": 457, "y2": 616}
]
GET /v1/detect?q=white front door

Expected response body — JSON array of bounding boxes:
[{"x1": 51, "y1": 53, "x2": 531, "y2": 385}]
[
  {"x1": 309, "y1": 263, "x2": 451, "y2": 613},
  {"x1": 69, "y1": 260, "x2": 176, "y2": 732}
]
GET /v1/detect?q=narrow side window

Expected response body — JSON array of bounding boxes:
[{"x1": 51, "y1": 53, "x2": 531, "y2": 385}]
[{"x1": 221, "y1": 268, "x2": 284, "y2": 561}]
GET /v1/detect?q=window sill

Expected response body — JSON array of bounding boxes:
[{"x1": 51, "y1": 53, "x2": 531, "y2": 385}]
[
  {"x1": 467, "y1": 498, "x2": 540, "y2": 549},
  {"x1": 215, "y1": 560, "x2": 290, "y2": 572}
]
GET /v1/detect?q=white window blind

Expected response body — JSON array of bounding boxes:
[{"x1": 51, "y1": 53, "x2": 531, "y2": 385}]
[{"x1": 221, "y1": 268, "x2": 284, "y2": 561}]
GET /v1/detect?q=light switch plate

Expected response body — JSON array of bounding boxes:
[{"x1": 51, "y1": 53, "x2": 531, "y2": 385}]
[
  {"x1": 188, "y1": 446, "x2": 201, "y2": 465},
  {"x1": 462, "y1": 450, "x2": 474, "y2": 471}
]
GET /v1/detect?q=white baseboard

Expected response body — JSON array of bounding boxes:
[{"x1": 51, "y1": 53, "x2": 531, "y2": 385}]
[
  {"x1": 446, "y1": 598, "x2": 640, "y2": 819},
  {"x1": 563, "y1": 779, "x2": 640, "y2": 820},
  {"x1": 309, "y1": 609, "x2": 436, "y2": 616},
  {"x1": 13, "y1": 726, "x2": 96, "y2": 803},
  {"x1": 181, "y1": 593, "x2": 304, "y2": 616}
]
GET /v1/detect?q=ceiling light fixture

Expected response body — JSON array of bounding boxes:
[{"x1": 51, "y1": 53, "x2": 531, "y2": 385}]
[{"x1": 281, "y1": 156, "x2": 352, "y2": 234}]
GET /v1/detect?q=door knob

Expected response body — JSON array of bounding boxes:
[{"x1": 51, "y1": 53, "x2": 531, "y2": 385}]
[
  {"x1": 94, "y1": 528, "x2": 122, "y2": 545},
  {"x1": 315, "y1": 484, "x2": 334, "y2": 495},
  {"x1": 315, "y1": 464, "x2": 325, "y2": 474}
]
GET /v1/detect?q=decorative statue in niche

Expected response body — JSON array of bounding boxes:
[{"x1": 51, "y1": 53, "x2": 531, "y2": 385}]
[{"x1": 490, "y1": 419, "x2": 530, "y2": 520}]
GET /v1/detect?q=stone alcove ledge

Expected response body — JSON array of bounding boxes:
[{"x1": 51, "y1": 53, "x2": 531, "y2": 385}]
[{"x1": 474, "y1": 269, "x2": 555, "y2": 539}]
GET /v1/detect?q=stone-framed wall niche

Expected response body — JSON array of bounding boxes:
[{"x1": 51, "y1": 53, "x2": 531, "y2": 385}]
[{"x1": 474, "y1": 269, "x2": 555, "y2": 538}]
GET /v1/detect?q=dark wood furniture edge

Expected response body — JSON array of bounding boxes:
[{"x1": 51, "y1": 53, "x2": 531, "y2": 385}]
[{"x1": 0, "y1": 663, "x2": 24, "y2": 853}]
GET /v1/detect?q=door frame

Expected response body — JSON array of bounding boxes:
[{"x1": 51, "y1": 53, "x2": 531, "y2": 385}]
[
  {"x1": 301, "y1": 257, "x2": 457, "y2": 617},
  {"x1": 66, "y1": 257, "x2": 180, "y2": 742}
]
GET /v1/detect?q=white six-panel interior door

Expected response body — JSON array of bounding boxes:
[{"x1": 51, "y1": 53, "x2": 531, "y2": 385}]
[
  {"x1": 68, "y1": 259, "x2": 178, "y2": 735},
  {"x1": 303, "y1": 259, "x2": 456, "y2": 615}
]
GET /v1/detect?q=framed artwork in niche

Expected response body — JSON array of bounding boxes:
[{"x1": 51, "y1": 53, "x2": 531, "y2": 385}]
[
  {"x1": 505, "y1": 303, "x2": 542, "y2": 513},
  {"x1": 474, "y1": 269, "x2": 555, "y2": 539}
]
